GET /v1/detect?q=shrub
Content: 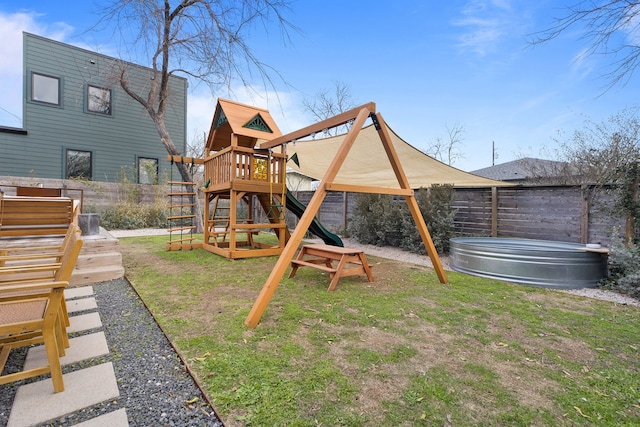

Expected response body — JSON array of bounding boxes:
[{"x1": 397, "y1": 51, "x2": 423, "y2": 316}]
[
  {"x1": 348, "y1": 185, "x2": 455, "y2": 254},
  {"x1": 600, "y1": 234, "x2": 640, "y2": 298},
  {"x1": 401, "y1": 185, "x2": 456, "y2": 254},
  {"x1": 98, "y1": 200, "x2": 168, "y2": 230},
  {"x1": 348, "y1": 194, "x2": 392, "y2": 246}
]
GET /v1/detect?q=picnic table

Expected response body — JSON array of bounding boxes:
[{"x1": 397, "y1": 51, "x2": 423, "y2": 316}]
[{"x1": 288, "y1": 243, "x2": 374, "y2": 291}]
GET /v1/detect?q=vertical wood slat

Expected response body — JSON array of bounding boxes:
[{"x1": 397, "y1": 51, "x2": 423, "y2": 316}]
[
  {"x1": 491, "y1": 186, "x2": 498, "y2": 237},
  {"x1": 580, "y1": 186, "x2": 590, "y2": 244}
]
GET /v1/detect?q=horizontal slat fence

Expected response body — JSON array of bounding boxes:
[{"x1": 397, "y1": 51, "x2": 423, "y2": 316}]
[
  {"x1": 452, "y1": 185, "x2": 623, "y2": 245},
  {"x1": 292, "y1": 185, "x2": 625, "y2": 247},
  {"x1": 2, "y1": 176, "x2": 627, "y2": 246}
]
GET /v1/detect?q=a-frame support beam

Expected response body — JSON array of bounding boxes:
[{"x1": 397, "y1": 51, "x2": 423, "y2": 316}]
[
  {"x1": 244, "y1": 106, "x2": 448, "y2": 329},
  {"x1": 373, "y1": 113, "x2": 448, "y2": 284}
]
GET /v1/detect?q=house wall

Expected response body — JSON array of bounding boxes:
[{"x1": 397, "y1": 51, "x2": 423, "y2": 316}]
[
  {"x1": 0, "y1": 33, "x2": 187, "y2": 183},
  {"x1": 286, "y1": 171, "x2": 317, "y2": 192}
]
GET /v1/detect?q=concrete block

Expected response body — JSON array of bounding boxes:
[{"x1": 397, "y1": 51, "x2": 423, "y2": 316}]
[{"x1": 78, "y1": 213, "x2": 100, "y2": 236}]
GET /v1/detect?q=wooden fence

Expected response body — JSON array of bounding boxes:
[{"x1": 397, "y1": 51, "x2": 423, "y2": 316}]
[
  {"x1": 0, "y1": 176, "x2": 166, "y2": 211},
  {"x1": 2, "y1": 176, "x2": 628, "y2": 246},
  {"x1": 451, "y1": 185, "x2": 623, "y2": 245},
  {"x1": 290, "y1": 185, "x2": 626, "y2": 247}
]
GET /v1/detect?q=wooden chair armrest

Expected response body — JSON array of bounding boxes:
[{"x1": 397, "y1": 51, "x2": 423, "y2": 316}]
[
  {"x1": 0, "y1": 280, "x2": 69, "y2": 293},
  {"x1": 0, "y1": 253, "x2": 63, "y2": 262},
  {"x1": 0, "y1": 263, "x2": 62, "y2": 273},
  {"x1": 0, "y1": 245, "x2": 62, "y2": 254}
]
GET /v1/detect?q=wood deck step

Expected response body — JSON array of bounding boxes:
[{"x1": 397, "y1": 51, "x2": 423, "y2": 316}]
[
  {"x1": 75, "y1": 251, "x2": 122, "y2": 270},
  {"x1": 70, "y1": 265, "x2": 125, "y2": 287},
  {"x1": 0, "y1": 227, "x2": 129, "y2": 287}
]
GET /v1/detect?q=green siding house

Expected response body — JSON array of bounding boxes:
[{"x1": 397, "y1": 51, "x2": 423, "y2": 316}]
[{"x1": 0, "y1": 33, "x2": 187, "y2": 184}]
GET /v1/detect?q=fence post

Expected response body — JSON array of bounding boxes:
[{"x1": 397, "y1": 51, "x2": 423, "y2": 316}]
[
  {"x1": 343, "y1": 191, "x2": 348, "y2": 232},
  {"x1": 491, "y1": 186, "x2": 498, "y2": 237},
  {"x1": 580, "y1": 185, "x2": 590, "y2": 244},
  {"x1": 625, "y1": 163, "x2": 638, "y2": 246}
]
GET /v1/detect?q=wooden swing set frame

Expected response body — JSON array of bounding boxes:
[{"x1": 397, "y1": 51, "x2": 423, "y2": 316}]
[{"x1": 245, "y1": 102, "x2": 448, "y2": 328}]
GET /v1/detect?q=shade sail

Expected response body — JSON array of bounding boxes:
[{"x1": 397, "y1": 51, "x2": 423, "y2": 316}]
[{"x1": 280, "y1": 123, "x2": 509, "y2": 188}]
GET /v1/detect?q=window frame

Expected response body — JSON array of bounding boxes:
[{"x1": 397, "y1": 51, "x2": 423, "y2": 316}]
[
  {"x1": 65, "y1": 149, "x2": 93, "y2": 180},
  {"x1": 30, "y1": 71, "x2": 61, "y2": 106},
  {"x1": 86, "y1": 84, "x2": 113, "y2": 115},
  {"x1": 138, "y1": 156, "x2": 159, "y2": 185}
]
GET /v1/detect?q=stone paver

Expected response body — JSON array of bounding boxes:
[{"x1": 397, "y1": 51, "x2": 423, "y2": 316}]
[
  {"x1": 7, "y1": 363, "x2": 119, "y2": 427},
  {"x1": 6, "y1": 285, "x2": 129, "y2": 426}
]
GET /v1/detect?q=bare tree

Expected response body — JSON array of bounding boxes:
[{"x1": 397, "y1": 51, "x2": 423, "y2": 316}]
[
  {"x1": 302, "y1": 81, "x2": 358, "y2": 136},
  {"x1": 424, "y1": 122, "x2": 466, "y2": 166},
  {"x1": 95, "y1": 0, "x2": 295, "y2": 231},
  {"x1": 537, "y1": 108, "x2": 640, "y2": 242},
  {"x1": 554, "y1": 108, "x2": 640, "y2": 185},
  {"x1": 529, "y1": 1, "x2": 640, "y2": 89}
]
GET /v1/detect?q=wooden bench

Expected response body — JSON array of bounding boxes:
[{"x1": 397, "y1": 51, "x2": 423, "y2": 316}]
[
  {"x1": 289, "y1": 244, "x2": 374, "y2": 291},
  {"x1": 207, "y1": 218, "x2": 261, "y2": 247},
  {"x1": 16, "y1": 186, "x2": 62, "y2": 197},
  {"x1": 0, "y1": 196, "x2": 79, "y2": 238}
]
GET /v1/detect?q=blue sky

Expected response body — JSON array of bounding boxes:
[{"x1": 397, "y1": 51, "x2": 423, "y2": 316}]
[{"x1": 1, "y1": 0, "x2": 638, "y2": 172}]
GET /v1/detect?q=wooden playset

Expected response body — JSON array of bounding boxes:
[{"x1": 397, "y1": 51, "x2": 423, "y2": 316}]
[{"x1": 202, "y1": 99, "x2": 291, "y2": 259}]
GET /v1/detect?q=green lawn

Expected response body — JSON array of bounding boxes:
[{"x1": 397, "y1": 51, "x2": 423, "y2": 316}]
[{"x1": 119, "y1": 235, "x2": 640, "y2": 426}]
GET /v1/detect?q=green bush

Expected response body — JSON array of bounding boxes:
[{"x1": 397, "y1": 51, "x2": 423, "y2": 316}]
[
  {"x1": 402, "y1": 186, "x2": 456, "y2": 254},
  {"x1": 348, "y1": 193, "x2": 390, "y2": 246},
  {"x1": 348, "y1": 185, "x2": 455, "y2": 254},
  {"x1": 600, "y1": 235, "x2": 640, "y2": 298},
  {"x1": 98, "y1": 201, "x2": 168, "y2": 230}
]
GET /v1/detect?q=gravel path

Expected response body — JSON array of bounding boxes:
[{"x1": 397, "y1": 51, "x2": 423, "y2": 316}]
[{"x1": 0, "y1": 279, "x2": 224, "y2": 427}]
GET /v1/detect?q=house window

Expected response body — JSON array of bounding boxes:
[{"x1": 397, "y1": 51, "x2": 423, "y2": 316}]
[
  {"x1": 87, "y1": 85, "x2": 112, "y2": 115},
  {"x1": 31, "y1": 72, "x2": 60, "y2": 105},
  {"x1": 66, "y1": 149, "x2": 92, "y2": 179},
  {"x1": 138, "y1": 157, "x2": 158, "y2": 184}
]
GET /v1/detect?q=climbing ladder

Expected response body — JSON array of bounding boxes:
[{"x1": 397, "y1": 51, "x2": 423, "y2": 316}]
[
  {"x1": 206, "y1": 193, "x2": 260, "y2": 249},
  {"x1": 165, "y1": 155, "x2": 203, "y2": 251}
]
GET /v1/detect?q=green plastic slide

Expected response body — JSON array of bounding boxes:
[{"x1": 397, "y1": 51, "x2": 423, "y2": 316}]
[{"x1": 285, "y1": 190, "x2": 343, "y2": 247}]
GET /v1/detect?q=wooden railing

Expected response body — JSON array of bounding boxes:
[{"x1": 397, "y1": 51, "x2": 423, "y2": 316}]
[{"x1": 204, "y1": 146, "x2": 286, "y2": 189}]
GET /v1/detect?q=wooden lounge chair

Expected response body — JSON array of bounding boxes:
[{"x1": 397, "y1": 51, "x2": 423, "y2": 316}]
[
  {"x1": 0, "y1": 223, "x2": 78, "y2": 269},
  {"x1": 0, "y1": 280, "x2": 69, "y2": 392},
  {"x1": 0, "y1": 224, "x2": 81, "y2": 285},
  {"x1": 0, "y1": 196, "x2": 78, "y2": 238},
  {"x1": 0, "y1": 225, "x2": 83, "y2": 349}
]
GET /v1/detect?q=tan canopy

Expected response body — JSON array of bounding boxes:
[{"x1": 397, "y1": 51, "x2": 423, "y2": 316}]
[{"x1": 281, "y1": 123, "x2": 508, "y2": 188}]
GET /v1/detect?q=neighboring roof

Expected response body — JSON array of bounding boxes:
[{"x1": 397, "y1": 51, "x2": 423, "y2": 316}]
[
  {"x1": 282, "y1": 123, "x2": 509, "y2": 188},
  {"x1": 472, "y1": 157, "x2": 568, "y2": 182},
  {"x1": 206, "y1": 99, "x2": 282, "y2": 151}
]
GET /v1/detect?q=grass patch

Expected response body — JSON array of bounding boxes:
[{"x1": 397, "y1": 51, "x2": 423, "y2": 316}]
[{"x1": 118, "y1": 235, "x2": 640, "y2": 426}]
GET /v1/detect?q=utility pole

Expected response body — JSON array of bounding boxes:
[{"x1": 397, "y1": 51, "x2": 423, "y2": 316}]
[{"x1": 492, "y1": 141, "x2": 497, "y2": 166}]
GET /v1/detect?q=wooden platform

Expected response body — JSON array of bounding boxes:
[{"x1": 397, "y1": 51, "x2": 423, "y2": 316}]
[{"x1": 1, "y1": 229, "x2": 125, "y2": 287}]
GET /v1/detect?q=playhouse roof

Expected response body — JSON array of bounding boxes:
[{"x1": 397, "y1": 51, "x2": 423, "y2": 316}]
[
  {"x1": 282, "y1": 123, "x2": 509, "y2": 188},
  {"x1": 206, "y1": 99, "x2": 282, "y2": 151}
]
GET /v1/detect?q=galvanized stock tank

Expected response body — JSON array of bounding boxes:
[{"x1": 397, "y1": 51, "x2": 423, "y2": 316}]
[{"x1": 449, "y1": 237, "x2": 608, "y2": 289}]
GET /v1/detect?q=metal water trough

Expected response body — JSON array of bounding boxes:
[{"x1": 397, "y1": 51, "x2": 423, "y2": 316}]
[{"x1": 449, "y1": 237, "x2": 608, "y2": 289}]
